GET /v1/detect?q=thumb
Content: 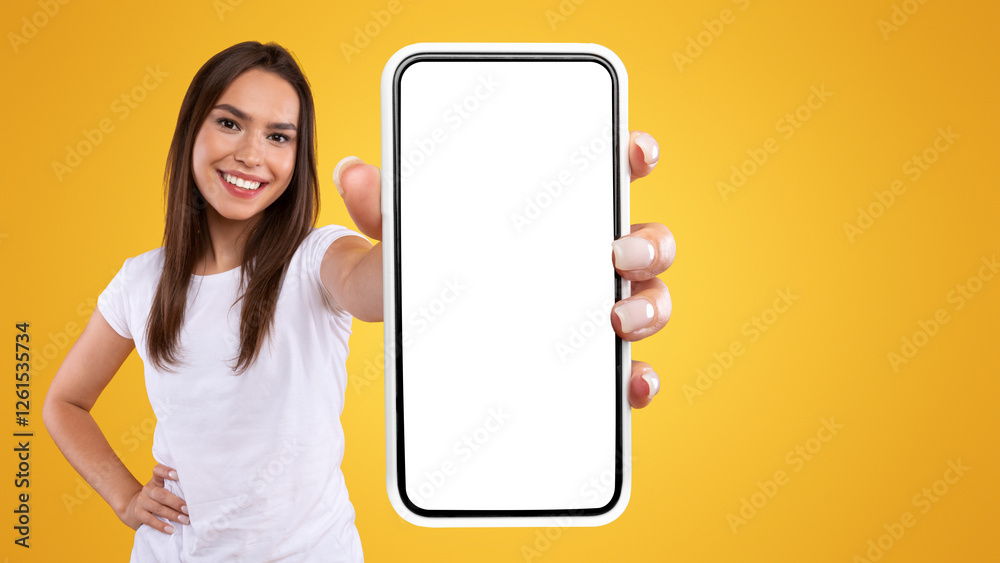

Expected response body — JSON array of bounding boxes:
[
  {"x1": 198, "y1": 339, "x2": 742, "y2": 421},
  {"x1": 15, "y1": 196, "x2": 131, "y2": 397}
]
[{"x1": 333, "y1": 156, "x2": 382, "y2": 241}]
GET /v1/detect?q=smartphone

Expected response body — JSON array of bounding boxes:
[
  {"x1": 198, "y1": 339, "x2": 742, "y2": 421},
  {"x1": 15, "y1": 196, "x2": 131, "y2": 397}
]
[{"x1": 381, "y1": 43, "x2": 630, "y2": 527}]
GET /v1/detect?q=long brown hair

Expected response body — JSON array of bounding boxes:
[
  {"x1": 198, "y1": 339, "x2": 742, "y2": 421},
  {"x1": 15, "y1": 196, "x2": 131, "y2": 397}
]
[{"x1": 147, "y1": 41, "x2": 320, "y2": 374}]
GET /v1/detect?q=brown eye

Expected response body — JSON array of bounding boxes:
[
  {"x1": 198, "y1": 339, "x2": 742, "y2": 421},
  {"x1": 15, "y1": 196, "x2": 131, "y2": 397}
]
[{"x1": 217, "y1": 118, "x2": 239, "y2": 130}]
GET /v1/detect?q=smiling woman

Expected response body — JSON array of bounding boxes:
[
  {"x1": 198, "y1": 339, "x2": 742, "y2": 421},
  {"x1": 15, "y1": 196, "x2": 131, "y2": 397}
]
[
  {"x1": 42, "y1": 42, "x2": 375, "y2": 562},
  {"x1": 148, "y1": 44, "x2": 333, "y2": 378}
]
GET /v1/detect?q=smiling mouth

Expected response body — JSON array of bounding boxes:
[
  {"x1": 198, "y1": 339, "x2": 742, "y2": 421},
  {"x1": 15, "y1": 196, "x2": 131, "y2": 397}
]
[{"x1": 218, "y1": 171, "x2": 267, "y2": 191}]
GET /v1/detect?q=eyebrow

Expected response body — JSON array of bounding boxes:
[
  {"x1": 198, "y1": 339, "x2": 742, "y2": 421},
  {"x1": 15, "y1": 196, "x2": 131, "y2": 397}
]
[{"x1": 213, "y1": 103, "x2": 298, "y2": 131}]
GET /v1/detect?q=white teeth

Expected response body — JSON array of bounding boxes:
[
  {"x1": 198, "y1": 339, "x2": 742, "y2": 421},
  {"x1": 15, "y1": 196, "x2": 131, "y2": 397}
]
[{"x1": 223, "y1": 173, "x2": 262, "y2": 190}]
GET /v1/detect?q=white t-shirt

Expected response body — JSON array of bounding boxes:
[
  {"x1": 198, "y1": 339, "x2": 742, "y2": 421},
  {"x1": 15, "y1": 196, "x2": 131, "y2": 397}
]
[{"x1": 98, "y1": 225, "x2": 367, "y2": 562}]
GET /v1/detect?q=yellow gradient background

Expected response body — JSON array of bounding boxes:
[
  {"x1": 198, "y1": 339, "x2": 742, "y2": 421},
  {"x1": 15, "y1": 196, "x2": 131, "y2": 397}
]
[{"x1": 2, "y1": 0, "x2": 998, "y2": 561}]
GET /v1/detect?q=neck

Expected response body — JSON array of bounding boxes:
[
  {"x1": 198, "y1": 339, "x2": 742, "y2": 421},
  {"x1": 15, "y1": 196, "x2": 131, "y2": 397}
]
[{"x1": 196, "y1": 208, "x2": 260, "y2": 275}]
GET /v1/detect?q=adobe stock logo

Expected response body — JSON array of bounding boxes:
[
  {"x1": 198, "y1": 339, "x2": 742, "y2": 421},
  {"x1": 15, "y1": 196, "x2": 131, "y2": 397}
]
[
  {"x1": 519, "y1": 454, "x2": 636, "y2": 561},
  {"x1": 543, "y1": 0, "x2": 588, "y2": 30},
  {"x1": 553, "y1": 298, "x2": 614, "y2": 363},
  {"x1": 683, "y1": 288, "x2": 799, "y2": 404},
  {"x1": 877, "y1": 0, "x2": 933, "y2": 41},
  {"x1": 202, "y1": 440, "x2": 307, "y2": 541},
  {"x1": 852, "y1": 458, "x2": 969, "y2": 562},
  {"x1": 672, "y1": 0, "x2": 752, "y2": 72},
  {"x1": 7, "y1": 0, "x2": 70, "y2": 54},
  {"x1": 399, "y1": 74, "x2": 500, "y2": 180},
  {"x1": 62, "y1": 398, "x2": 177, "y2": 515},
  {"x1": 887, "y1": 253, "x2": 996, "y2": 372},
  {"x1": 409, "y1": 407, "x2": 511, "y2": 505},
  {"x1": 51, "y1": 65, "x2": 169, "y2": 182},
  {"x1": 351, "y1": 277, "x2": 469, "y2": 395},
  {"x1": 340, "y1": 0, "x2": 405, "y2": 63},
  {"x1": 726, "y1": 417, "x2": 842, "y2": 533},
  {"x1": 717, "y1": 85, "x2": 833, "y2": 201},
  {"x1": 843, "y1": 127, "x2": 958, "y2": 243},
  {"x1": 509, "y1": 120, "x2": 612, "y2": 234}
]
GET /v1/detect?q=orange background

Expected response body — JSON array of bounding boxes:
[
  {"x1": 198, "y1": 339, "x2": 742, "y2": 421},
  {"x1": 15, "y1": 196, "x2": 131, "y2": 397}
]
[{"x1": 1, "y1": 0, "x2": 998, "y2": 561}]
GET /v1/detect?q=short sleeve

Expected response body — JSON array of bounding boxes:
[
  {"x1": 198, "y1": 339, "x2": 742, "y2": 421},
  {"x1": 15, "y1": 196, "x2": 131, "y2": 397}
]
[
  {"x1": 301, "y1": 224, "x2": 370, "y2": 311},
  {"x1": 97, "y1": 257, "x2": 133, "y2": 339}
]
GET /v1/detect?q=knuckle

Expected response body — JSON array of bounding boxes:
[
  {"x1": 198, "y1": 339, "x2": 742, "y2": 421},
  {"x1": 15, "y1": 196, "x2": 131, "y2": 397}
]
[
  {"x1": 632, "y1": 359, "x2": 653, "y2": 372},
  {"x1": 620, "y1": 328, "x2": 643, "y2": 342}
]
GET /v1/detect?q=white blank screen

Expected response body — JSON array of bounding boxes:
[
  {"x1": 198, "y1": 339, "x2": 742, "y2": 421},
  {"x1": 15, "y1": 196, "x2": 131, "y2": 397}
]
[{"x1": 396, "y1": 58, "x2": 619, "y2": 511}]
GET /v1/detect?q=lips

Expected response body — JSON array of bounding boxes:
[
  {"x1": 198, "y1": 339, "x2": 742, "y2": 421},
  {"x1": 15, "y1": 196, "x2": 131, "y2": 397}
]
[
  {"x1": 216, "y1": 170, "x2": 270, "y2": 199},
  {"x1": 218, "y1": 170, "x2": 268, "y2": 190},
  {"x1": 223, "y1": 172, "x2": 261, "y2": 190}
]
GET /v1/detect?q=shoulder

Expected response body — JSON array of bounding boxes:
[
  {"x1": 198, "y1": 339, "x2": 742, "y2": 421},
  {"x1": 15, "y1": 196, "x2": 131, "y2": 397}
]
[
  {"x1": 283, "y1": 225, "x2": 368, "y2": 314},
  {"x1": 129, "y1": 246, "x2": 166, "y2": 271},
  {"x1": 292, "y1": 225, "x2": 368, "y2": 270},
  {"x1": 116, "y1": 247, "x2": 165, "y2": 284},
  {"x1": 97, "y1": 247, "x2": 164, "y2": 339},
  {"x1": 303, "y1": 224, "x2": 368, "y2": 247}
]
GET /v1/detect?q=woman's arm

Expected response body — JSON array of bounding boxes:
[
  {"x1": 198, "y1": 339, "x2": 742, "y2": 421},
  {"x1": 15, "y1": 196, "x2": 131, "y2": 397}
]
[
  {"x1": 42, "y1": 308, "x2": 187, "y2": 533},
  {"x1": 320, "y1": 158, "x2": 385, "y2": 322},
  {"x1": 321, "y1": 237, "x2": 383, "y2": 322}
]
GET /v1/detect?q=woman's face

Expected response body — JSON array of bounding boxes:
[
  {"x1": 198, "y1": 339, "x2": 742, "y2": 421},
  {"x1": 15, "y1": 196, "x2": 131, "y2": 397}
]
[{"x1": 191, "y1": 68, "x2": 300, "y2": 224}]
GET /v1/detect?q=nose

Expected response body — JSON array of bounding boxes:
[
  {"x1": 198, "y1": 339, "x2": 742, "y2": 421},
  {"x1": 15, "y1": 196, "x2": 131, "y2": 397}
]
[{"x1": 233, "y1": 134, "x2": 264, "y2": 168}]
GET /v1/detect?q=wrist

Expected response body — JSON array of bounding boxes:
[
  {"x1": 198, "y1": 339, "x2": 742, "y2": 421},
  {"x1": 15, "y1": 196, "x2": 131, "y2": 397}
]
[{"x1": 111, "y1": 482, "x2": 143, "y2": 527}]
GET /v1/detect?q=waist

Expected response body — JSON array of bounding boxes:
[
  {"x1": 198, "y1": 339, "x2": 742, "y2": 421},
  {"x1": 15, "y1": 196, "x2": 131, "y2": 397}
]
[{"x1": 132, "y1": 465, "x2": 360, "y2": 561}]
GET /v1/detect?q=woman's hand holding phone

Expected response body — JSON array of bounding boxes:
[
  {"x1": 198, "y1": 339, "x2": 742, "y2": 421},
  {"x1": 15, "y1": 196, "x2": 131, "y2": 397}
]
[{"x1": 333, "y1": 130, "x2": 675, "y2": 410}]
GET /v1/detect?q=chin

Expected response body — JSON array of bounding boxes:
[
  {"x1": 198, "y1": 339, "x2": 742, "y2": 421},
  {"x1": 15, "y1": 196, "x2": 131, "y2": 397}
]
[{"x1": 223, "y1": 209, "x2": 264, "y2": 223}]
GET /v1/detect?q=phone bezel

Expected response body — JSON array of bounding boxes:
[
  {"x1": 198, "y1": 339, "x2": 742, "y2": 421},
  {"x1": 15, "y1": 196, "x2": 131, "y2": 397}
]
[{"x1": 381, "y1": 43, "x2": 632, "y2": 527}]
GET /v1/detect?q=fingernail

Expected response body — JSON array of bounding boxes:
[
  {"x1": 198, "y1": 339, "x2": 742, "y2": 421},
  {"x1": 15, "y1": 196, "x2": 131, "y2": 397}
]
[
  {"x1": 612, "y1": 237, "x2": 655, "y2": 270},
  {"x1": 181, "y1": 505, "x2": 189, "y2": 515},
  {"x1": 333, "y1": 156, "x2": 364, "y2": 197},
  {"x1": 165, "y1": 525, "x2": 176, "y2": 534},
  {"x1": 642, "y1": 370, "x2": 660, "y2": 399},
  {"x1": 178, "y1": 514, "x2": 190, "y2": 525},
  {"x1": 614, "y1": 299, "x2": 655, "y2": 333},
  {"x1": 168, "y1": 470, "x2": 178, "y2": 480},
  {"x1": 634, "y1": 132, "x2": 659, "y2": 166}
]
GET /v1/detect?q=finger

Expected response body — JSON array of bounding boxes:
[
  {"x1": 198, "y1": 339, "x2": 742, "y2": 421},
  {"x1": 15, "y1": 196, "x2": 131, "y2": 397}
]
[
  {"x1": 628, "y1": 361, "x2": 660, "y2": 409},
  {"x1": 149, "y1": 485, "x2": 189, "y2": 518},
  {"x1": 629, "y1": 130, "x2": 659, "y2": 182},
  {"x1": 152, "y1": 464, "x2": 178, "y2": 482},
  {"x1": 333, "y1": 156, "x2": 382, "y2": 240},
  {"x1": 612, "y1": 222, "x2": 676, "y2": 281},
  {"x1": 149, "y1": 465, "x2": 188, "y2": 520},
  {"x1": 611, "y1": 277, "x2": 671, "y2": 341},
  {"x1": 141, "y1": 513, "x2": 175, "y2": 535},
  {"x1": 140, "y1": 489, "x2": 190, "y2": 526},
  {"x1": 138, "y1": 503, "x2": 178, "y2": 535}
]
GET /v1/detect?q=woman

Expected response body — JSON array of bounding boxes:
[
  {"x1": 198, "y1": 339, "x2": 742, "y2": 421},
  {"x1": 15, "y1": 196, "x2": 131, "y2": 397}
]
[{"x1": 43, "y1": 41, "x2": 674, "y2": 561}]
